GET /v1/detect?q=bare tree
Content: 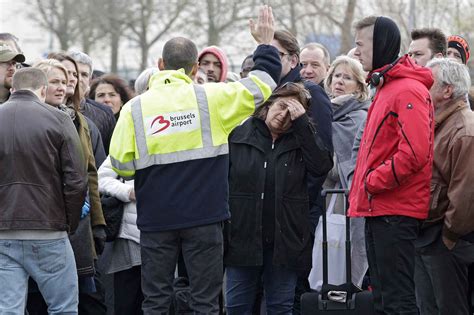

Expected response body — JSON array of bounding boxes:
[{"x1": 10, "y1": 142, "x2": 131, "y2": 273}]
[
  {"x1": 30, "y1": 0, "x2": 81, "y2": 50},
  {"x1": 76, "y1": 1, "x2": 105, "y2": 54},
  {"x1": 186, "y1": 0, "x2": 257, "y2": 47},
  {"x1": 89, "y1": 0, "x2": 131, "y2": 73},
  {"x1": 303, "y1": 0, "x2": 358, "y2": 55},
  {"x1": 124, "y1": 0, "x2": 189, "y2": 71},
  {"x1": 271, "y1": 1, "x2": 303, "y2": 36},
  {"x1": 370, "y1": 0, "x2": 454, "y2": 52},
  {"x1": 30, "y1": 0, "x2": 108, "y2": 53}
]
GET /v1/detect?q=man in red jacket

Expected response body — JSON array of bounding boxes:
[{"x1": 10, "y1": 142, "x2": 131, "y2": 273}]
[{"x1": 350, "y1": 16, "x2": 434, "y2": 315}]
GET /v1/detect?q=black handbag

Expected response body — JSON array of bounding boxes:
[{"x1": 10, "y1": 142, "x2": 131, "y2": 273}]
[{"x1": 101, "y1": 193, "x2": 125, "y2": 242}]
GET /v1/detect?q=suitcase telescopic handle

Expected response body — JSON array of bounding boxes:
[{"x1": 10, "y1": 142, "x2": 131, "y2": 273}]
[
  {"x1": 321, "y1": 189, "x2": 349, "y2": 197},
  {"x1": 321, "y1": 189, "x2": 351, "y2": 287}
]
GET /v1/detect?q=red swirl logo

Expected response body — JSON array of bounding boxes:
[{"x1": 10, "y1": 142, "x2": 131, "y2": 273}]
[{"x1": 150, "y1": 115, "x2": 170, "y2": 134}]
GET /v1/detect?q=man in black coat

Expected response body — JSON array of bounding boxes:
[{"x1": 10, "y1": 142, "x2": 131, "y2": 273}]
[{"x1": 270, "y1": 30, "x2": 334, "y2": 315}]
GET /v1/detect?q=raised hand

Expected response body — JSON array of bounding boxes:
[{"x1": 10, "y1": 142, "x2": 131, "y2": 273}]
[{"x1": 249, "y1": 5, "x2": 274, "y2": 45}]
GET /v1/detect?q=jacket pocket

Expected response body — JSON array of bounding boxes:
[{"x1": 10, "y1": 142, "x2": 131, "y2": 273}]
[
  {"x1": 228, "y1": 194, "x2": 257, "y2": 245},
  {"x1": 280, "y1": 196, "x2": 311, "y2": 251}
]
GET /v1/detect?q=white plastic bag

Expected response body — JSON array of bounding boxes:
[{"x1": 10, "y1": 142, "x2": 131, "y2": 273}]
[{"x1": 308, "y1": 196, "x2": 368, "y2": 291}]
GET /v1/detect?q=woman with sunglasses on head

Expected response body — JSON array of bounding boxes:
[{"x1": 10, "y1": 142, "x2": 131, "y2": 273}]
[
  {"x1": 307, "y1": 55, "x2": 370, "y2": 292},
  {"x1": 224, "y1": 82, "x2": 333, "y2": 315},
  {"x1": 322, "y1": 55, "x2": 369, "y2": 194}
]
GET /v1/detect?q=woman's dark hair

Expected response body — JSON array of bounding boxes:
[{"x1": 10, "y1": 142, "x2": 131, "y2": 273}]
[
  {"x1": 254, "y1": 82, "x2": 311, "y2": 119},
  {"x1": 89, "y1": 74, "x2": 133, "y2": 108},
  {"x1": 47, "y1": 51, "x2": 82, "y2": 111}
]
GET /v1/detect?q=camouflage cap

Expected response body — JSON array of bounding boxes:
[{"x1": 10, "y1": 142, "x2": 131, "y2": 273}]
[{"x1": 0, "y1": 43, "x2": 25, "y2": 63}]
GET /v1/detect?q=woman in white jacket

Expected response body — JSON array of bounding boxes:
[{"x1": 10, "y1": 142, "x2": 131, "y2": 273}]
[{"x1": 98, "y1": 156, "x2": 143, "y2": 315}]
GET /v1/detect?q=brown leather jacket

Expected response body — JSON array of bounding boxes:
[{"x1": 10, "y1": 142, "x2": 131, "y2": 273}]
[
  {"x1": 0, "y1": 90, "x2": 87, "y2": 233},
  {"x1": 428, "y1": 99, "x2": 474, "y2": 242}
]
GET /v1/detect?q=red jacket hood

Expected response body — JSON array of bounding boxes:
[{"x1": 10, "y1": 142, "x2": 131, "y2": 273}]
[
  {"x1": 369, "y1": 54, "x2": 434, "y2": 90},
  {"x1": 198, "y1": 46, "x2": 229, "y2": 82}
]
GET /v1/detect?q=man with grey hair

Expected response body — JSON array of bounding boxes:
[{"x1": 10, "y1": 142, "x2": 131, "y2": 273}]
[
  {"x1": 68, "y1": 50, "x2": 116, "y2": 154},
  {"x1": 300, "y1": 42, "x2": 330, "y2": 86},
  {"x1": 415, "y1": 58, "x2": 474, "y2": 315},
  {"x1": 0, "y1": 68, "x2": 87, "y2": 313}
]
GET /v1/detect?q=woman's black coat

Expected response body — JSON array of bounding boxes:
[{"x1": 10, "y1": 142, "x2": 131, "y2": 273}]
[{"x1": 224, "y1": 115, "x2": 333, "y2": 271}]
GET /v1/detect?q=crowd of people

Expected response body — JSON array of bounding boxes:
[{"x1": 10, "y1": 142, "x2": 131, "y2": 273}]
[{"x1": 1, "y1": 4, "x2": 474, "y2": 315}]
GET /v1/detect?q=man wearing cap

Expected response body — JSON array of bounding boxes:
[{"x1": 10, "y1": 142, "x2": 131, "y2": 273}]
[
  {"x1": 350, "y1": 16, "x2": 434, "y2": 315},
  {"x1": 198, "y1": 46, "x2": 228, "y2": 82},
  {"x1": 0, "y1": 43, "x2": 25, "y2": 104},
  {"x1": 447, "y1": 35, "x2": 471, "y2": 65}
]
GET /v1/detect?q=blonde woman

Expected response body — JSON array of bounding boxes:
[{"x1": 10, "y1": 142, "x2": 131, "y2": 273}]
[{"x1": 308, "y1": 55, "x2": 370, "y2": 291}]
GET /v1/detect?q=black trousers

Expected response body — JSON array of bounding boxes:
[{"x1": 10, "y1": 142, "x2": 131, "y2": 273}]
[
  {"x1": 114, "y1": 266, "x2": 144, "y2": 315},
  {"x1": 140, "y1": 222, "x2": 223, "y2": 314},
  {"x1": 415, "y1": 233, "x2": 474, "y2": 315},
  {"x1": 365, "y1": 215, "x2": 420, "y2": 315}
]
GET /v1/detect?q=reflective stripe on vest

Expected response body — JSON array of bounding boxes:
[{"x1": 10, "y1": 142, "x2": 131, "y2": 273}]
[
  {"x1": 248, "y1": 70, "x2": 276, "y2": 94},
  {"x1": 122, "y1": 86, "x2": 228, "y2": 170},
  {"x1": 239, "y1": 75, "x2": 264, "y2": 105}
]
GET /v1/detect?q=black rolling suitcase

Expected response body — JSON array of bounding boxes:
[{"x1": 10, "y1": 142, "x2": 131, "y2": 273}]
[{"x1": 301, "y1": 189, "x2": 375, "y2": 315}]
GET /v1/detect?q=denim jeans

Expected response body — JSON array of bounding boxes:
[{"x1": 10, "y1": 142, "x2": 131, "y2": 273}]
[
  {"x1": 225, "y1": 249, "x2": 298, "y2": 315},
  {"x1": 0, "y1": 237, "x2": 78, "y2": 314},
  {"x1": 140, "y1": 222, "x2": 223, "y2": 315},
  {"x1": 365, "y1": 216, "x2": 420, "y2": 315}
]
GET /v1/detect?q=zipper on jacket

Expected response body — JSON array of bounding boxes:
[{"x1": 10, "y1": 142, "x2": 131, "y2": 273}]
[
  {"x1": 367, "y1": 111, "x2": 398, "y2": 158},
  {"x1": 368, "y1": 193, "x2": 373, "y2": 212},
  {"x1": 364, "y1": 168, "x2": 375, "y2": 212},
  {"x1": 397, "y1": 121, "x2": 418, "y2": 163}
]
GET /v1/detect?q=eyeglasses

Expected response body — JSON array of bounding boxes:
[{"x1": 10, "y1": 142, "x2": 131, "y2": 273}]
[
  {"x1": 0, "y1": 60, "x2": 19, "y2": 69},
  {"x1": 278, "y1": 51, "x2": 290, "y2": 59}
]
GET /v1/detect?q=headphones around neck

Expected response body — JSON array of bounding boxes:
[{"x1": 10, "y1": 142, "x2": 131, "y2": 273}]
[{"x1": 369, "y1": 57, "x2": 402, "y2": 87}]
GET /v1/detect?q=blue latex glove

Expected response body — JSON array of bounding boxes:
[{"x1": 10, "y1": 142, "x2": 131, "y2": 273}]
[{"x1": 81, "y1": 200, "x2": 90, "y2": 219}]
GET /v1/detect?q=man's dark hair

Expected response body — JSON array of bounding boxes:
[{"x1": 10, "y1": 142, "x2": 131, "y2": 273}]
[
  {"x1": 241, "y1": 54, "x2": 253, "y2": 68},
  {"x1": 162, "y1": 37, "x2": 198, "y2": 74},
  {"x1": 274, "y1": 30, "x2": 300, "y2": 57},
  {"x1": 411, "y1": 28, "x2": 447, "y2": 56},
  {"x1": 12, "y1": 68, "x2": 47, "y2": 91}
]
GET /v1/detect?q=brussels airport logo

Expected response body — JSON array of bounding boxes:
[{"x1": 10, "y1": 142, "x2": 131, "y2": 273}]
[{"x1": 145, "y1": 110, "x2": 199, "y2": 136}]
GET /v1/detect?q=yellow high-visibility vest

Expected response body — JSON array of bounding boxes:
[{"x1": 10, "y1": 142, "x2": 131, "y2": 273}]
[{"x1": 110, "y1": 68, "x2": 275, "y2": 178}]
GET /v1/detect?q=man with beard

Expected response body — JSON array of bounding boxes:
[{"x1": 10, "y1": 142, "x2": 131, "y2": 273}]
[
  {"x1": 0, "y1": 43, "x2": 25, "y2": 104},
  {"x1": 198, "y1": 46, "x2": 228, "y2": 82}
]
